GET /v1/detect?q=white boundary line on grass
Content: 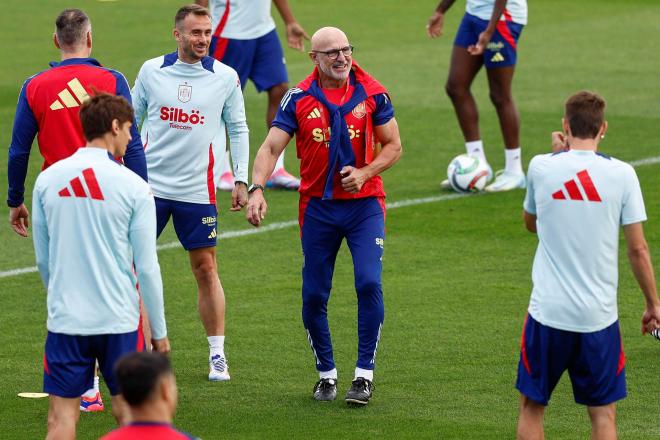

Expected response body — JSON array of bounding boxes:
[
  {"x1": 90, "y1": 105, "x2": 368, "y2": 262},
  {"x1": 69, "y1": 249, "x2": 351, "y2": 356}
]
[{"x1": 1, "y1": 156, "x2": 658, "y2": 280}]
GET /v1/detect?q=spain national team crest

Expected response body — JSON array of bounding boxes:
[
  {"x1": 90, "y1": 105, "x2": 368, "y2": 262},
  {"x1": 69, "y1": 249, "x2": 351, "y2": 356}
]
[
  {"x1": 178, "y1": 84, "x2": 192, "y2": 103},
  {"x1": 352, "y1": 101, "x2": 366, "y2": 119}
]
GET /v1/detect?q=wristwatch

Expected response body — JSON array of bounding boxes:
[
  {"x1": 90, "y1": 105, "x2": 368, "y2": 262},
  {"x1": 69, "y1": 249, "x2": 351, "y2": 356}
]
[{"x1": 248, "y1": 183, "x2": 265, "y2": 194}]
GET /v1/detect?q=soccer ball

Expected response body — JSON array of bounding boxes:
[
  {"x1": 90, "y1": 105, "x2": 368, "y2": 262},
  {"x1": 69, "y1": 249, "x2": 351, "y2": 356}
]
[{"x1": 446, "y1": 154, "x2": 490, "y2": 193}]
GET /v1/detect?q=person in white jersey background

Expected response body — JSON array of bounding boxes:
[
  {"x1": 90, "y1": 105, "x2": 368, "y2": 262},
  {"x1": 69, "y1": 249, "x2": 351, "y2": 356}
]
[
  {"x1": 516, "y1": 91, "x2": 660, "y2": 440},
  {"x1": 32, "y1": 93, "x2": 169, "y2": 440},
  {"x1": 132, "y1": 4, "x2": 249, "y2": 382},
  {"x1": 196, "y1": 0, "x2": 308, "y2": 190},
  {"x1": 427, "y1": 0, "x2": 527, "y2": 192}
]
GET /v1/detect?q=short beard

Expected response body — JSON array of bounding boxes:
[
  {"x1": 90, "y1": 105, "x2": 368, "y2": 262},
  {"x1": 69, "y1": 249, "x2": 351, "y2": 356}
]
[{"x1": 318, "y1": 60, "x2": 350, "y2": 81}]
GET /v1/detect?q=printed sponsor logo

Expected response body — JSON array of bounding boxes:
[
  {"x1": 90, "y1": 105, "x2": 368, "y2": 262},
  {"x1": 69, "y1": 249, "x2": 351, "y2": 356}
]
[
  {"x1": 487, "y1": 41, "x2": 505, "y2": 51},
  {"x1": 160, "y1": 107, "x2": 205, "y2": 126},
  {"x1": 201, "y1": 216, "x2": 217, "y2": 225},
  {"x1": 552, "y1": 170, "x2": 602, "y2": 202},
  {"x1": 311, "y1": 125, "x2": 360, "y2": 145},
  {"x1": 375, "y1": 237, "x2": 384, "y2": 248},
  {"x1": 58, "y1": 168, "x2": 105, "y2": 201},
  {"x1": 49, "y1": 78, "x2": 89, "y2": 111}
]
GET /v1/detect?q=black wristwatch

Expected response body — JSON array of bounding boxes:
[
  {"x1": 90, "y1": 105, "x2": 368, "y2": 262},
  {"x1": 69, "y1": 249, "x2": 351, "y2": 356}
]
[{"x1": 248, "y1": 183, "x2": 265, "y2": 194}]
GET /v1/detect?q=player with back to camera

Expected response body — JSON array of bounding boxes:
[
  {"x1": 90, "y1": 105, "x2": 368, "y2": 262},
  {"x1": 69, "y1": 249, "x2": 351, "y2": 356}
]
[
  {"x1": 132, "y1": 4, "x2": 250, "y2": 382},
  {"x1": 33, "y1": 93, "x2": 169, "y2": 440},
  {"x1": 246, "y1": 26, "x2": 402, "y2": 405},
  {"x1": 195, "y1": 0, "x2": 309, "y2": 191},
  {"x1": 102, "y1": 352, "x2": 199, "y2": 440},
  {"x1": 7, "y1": 8, "x2": 149, "y2": 413},
  {"x1": 516, "y1": 91, "x2": 660, "y2": 440},
  {"x1": 427, "y1": 0, "x2": 527, "y2": 192}
]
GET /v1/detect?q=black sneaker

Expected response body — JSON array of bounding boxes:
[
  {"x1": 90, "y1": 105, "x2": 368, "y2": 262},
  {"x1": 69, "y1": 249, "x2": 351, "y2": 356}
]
[
  {"x1": 345, "y1": 377, "x2": 373, "y2": 405},
  {"x1": 313, "y1": 378, "x2": 337, "y2": 401}
]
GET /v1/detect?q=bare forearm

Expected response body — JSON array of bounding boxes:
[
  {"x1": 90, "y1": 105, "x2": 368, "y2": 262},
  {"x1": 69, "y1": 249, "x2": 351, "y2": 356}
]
[
  {"x1": 435, "y1": 0, "x2": 457, "y2": 14},
  {"x1": 361, "y1": 142, "x2": 402, "y2": 180},
  {"x1": 628, "y1": 247, "x2": 660, "y2": 307},
  {"x1": 252, "y1": 145, "x2": 279, "y2": 186},
  {"x1": 487, "y1": 0, "x2": 508, "y2": 32},
  {"x1": 273, "y1": 0, "x2": 297, "y2": 24}
]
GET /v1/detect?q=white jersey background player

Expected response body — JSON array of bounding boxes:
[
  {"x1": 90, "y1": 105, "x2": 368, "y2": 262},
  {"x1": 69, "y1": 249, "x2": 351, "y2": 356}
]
[
  {"x1": 196, "y1": 0, "x2": 309, "y2": 191},
  {"x1": 515, "y1": 91, "x2": 660, "y2": 439},
  {"x1": 132, "y1": 4, "x2": 249, "y2": 381},
  {"x1": 32, "y1": 93, "x2": 169, "y2": 439}
]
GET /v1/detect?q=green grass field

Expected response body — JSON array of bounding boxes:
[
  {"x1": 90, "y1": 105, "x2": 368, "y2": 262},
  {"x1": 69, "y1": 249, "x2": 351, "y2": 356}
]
[{"x1": 1, "y1": 0, "x2": 660, "y2": 438}]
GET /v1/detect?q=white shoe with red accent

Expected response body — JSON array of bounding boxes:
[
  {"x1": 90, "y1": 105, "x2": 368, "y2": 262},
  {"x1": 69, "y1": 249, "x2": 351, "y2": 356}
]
[
  {"x1": 218, "y1": 171, "x2": 234, "y2": 192},
  {"x1": 267, "y1": 168, "x2": 300, "y2": 190}
]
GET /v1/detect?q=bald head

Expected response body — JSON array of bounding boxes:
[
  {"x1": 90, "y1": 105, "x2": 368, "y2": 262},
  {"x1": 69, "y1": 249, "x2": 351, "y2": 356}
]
[{"x1": 310, "y1": 27, "x2": 349, "y2": 51}]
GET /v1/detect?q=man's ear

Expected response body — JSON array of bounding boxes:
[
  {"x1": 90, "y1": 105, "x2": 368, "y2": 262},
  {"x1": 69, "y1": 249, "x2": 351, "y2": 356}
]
[
  {"x1": 308, "y1": 52, "x2": 318, "y2": 65},
  {"x1": 111, "y1": 119, "x2": 120, "y2": 136},
  {"x1": 599, "y1": 121, "x2": 608, "y2": 139},
  {"x1": 53, "y1": 33, "x2": 61, "y2": 50},
  {"x1": 86, "y1": 30, "x2": 92, "y2": 48}
]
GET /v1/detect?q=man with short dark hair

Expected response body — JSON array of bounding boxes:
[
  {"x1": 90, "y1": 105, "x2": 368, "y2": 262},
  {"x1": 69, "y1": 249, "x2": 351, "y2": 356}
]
[
  {"x1": 132, "y1": 4, "x2": 250, "y2": 381},
  {"x1": 516, "y1": 91, "x2": 660, "y2": 439},
  {"x1": 7, "y1": 7, "x2": 148, "y2": 413},
  {"x1": 246, "y1": 26, "x2": 402, "y2": 405},
  {"x1": 33, "y1": 93, "x2": 169, "y2": 440},
  {"x1": 101, "y1": 352, "x2": 198, "y2": 440}
]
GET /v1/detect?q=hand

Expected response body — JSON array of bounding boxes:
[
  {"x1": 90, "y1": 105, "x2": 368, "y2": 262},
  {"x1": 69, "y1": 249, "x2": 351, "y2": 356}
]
[
  {"x1": 151, "y1": 337, "x2": 171, "y2": 354},
  {"x1": 286, "y1": 22, "x2": 310, "y2": 51},
  {"x1": 426, "y1": 11, "x2": 445, "y2": 38},
  {"x1": 551, "y1": 131, "x2": 568, "y2": 153},
  {"x1": 230, "y1": 182, "x2": 248, "y2": 212},
  {"x1": 340, "y1": 165, "x2": 368, "y2": 194},
  {"x1": 467, "y1": 30, "x2": 492, "y2": 55},
  {"x1": 641, "y1": 303, "x2": 660, "y2": 335},
  {"x1": 246, "y1": 190, "x2": 268, "y2": 227},
  {"x1": 9, "y1": 204, "x2": 29, "y2": 237}
]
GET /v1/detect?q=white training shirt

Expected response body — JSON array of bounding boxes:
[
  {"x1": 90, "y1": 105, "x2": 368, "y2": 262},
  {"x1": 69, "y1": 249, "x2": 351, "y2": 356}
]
[
  {"x1": 209, "y1": 0, "x2": 276, "y2": 40},
  {"x1": 524, "y1": 150, "x2": 646, "y2": 332},
  {"x1": 32, "y1": 148, "x2": 167, "y2": 339},
  {"x1": 132, "y1": 53, "x2": 249, "y2": 204},
  {"x1": 466, "y1": 0, "x2": 527, "y2": 25}
]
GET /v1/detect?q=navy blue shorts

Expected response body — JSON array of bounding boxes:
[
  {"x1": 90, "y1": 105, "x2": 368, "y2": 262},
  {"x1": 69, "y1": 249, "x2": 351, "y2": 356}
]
[
  {"x1": 454, "y1": 13, "x2": 523, "y2": 68},
  {"x1": 44, "y1": 331, "x2": 142, "y2": 397},
  {"x1": 155, "y1": 197, "x2": 218, "y2": 250},
  {"x1": 516, "y1": 315, "x2": 627, "y2": 406},
  {"x1": 210, "y1": 29, "x2": 288, "y2": 92}
]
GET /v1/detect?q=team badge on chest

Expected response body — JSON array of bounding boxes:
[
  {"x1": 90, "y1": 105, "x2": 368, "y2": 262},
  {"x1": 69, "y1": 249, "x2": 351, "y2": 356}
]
[
  {"x1": 352, "y1": 101, "x2": 366, "y2": 119},
  {"x1": 178, "y1": 83, "x2": 192, "y2": 103}
]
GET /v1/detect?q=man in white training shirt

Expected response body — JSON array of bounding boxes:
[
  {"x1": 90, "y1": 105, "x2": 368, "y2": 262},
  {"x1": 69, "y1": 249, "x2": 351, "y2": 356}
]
[
  {"x1": 132, "y1": 4, "x2": 249, "y2": 382},
  {"x1": 33, "y1": 93, "x2": 169, "y2": 440},
  {"x1": 516, "y1": 91, "x2": 660, "y2": 440}
]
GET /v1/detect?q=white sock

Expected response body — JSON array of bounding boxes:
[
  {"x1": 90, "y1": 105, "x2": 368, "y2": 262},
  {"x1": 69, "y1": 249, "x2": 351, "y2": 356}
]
[
  {"x1": 354, "y1": 367, "x2": 373, "y2": 382},
  {"x1": 504, "y1": 147, "x2": 523, "y2": 174},
  {"x1": 465, "y1": 140, "x2": 486, "y2": 163},
  {"x1": 208, "y1": 335, "x2": 225, "y2": 358},
  {"x1": 219, "y1": 151, "x2": 232, "y2": 175},
  {"x1": 273, "y1": 151, "x2": 286, "y2": 172},
  {"x1": 82, "y1": 376, "x2": 99, "y2": 398},
  {"x1": 319, "y1": 368, "x2": 337, "y2": 380}
]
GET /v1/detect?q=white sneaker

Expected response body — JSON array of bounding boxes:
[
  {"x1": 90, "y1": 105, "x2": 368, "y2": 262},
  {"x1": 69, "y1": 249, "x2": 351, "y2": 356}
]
[
  {"x1": 267, "y1": 168, "x2": 300, "y2": 190},
  {"x1": 209, "y1": 354, "x2": 230, "y2": 381},
  {"x1": 218, "y1": 172, "x2": 234, "y2": 192},
  {"x1": 484, "y1": 170, "x2": 526, "y2": 192}
]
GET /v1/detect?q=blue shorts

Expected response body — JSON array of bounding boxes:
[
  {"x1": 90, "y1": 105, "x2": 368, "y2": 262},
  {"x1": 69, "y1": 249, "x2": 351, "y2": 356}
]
[
  {"x1": 516, "y1": 315, "x2": 627, "y2": 406},
  {"x1": 155, "y1": 197, "x2": 218, "y2": 250},
  {"x1": 454, "y1": 13, "x2": 523, "y2": 68},
  {"x1": 44, "y1": 331, "x2": 142, "y2": 397},
  {"x1": 210, "y1": 29, "x2": 288, "y2": 92}
]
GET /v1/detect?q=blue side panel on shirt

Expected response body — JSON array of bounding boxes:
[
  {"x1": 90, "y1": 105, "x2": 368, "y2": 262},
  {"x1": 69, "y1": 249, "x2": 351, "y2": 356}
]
[
  {"x1": 108, "y1": 69, "x2": 148, "y2": 181},
  {"x1": 7, "y1": 76, "x2": 40, "y2": 207}
]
